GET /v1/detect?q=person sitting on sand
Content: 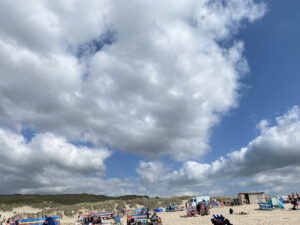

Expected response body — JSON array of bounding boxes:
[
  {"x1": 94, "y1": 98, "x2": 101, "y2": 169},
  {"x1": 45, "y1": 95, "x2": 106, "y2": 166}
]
[
  {"x1": 211, "y1": 214, "x2": 232, "y2": 225},
  {"x1": 150, "y1": 212, "x2": 157, "y2": 222},
  {"x1": 127, "y1": 218, "x2": 134, "y2": 225},
  {"x1": 190, "y1": 211, "x2": 196, "y2": 217},
  {"x1": 156, "y1": 216, "x2": 162, "y2": 224},
  {"x1": 150, "y1": 213, "x2": 162, "y2": 224},
  {"x1": 204, "y1": 202, "x2": 210, "y2": 216},
  {"x1": 229, "y1": 208, "x2": 233, "y2": 214}
]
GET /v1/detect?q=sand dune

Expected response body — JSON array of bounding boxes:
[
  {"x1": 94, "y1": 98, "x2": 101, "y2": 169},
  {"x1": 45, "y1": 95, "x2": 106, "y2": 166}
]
[{"x1": 0, "y1": 206, "x2": 41, "y2": 219}]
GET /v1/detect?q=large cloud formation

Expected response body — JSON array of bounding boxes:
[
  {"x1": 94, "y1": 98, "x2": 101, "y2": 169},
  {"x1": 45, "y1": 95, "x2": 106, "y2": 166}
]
[
  {"x1": 0, "y1": 0, "x2": 265, "y2": 160},
  {"x1": 138, "y1": 107, "x2": 300, "y2": 196},
  {"x1": 0, "y1": 0, "x2": 267, "y2": 194},
  {"x1": 0, "y1": 128, "x2": 111, "y2": 194}
]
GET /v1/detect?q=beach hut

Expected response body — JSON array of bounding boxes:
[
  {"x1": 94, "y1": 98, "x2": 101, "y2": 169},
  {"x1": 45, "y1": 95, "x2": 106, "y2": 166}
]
[{"x1": 238, "y1": 192, "x2": 265, "y2": 205}]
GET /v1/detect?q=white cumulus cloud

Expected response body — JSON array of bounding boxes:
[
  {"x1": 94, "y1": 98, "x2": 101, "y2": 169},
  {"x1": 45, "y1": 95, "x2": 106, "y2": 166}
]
[
  {"x1": 138, "y1": 107, "x2": 300, "y2": 196},
  {"x1": 0, "y1": 0, "x2": 268, "y2": 194},
  {"x1": 0, "y1": 0, "x2": 265, "y2": 161},
  {"x1": 0, "y1": 128, "x2": 111, "y2": 194}
]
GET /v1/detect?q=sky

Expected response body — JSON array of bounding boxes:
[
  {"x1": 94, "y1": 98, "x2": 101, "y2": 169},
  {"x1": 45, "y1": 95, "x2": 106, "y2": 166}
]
[{"x1": 0, "y1": 0, "x2": 300, "y2": 197}]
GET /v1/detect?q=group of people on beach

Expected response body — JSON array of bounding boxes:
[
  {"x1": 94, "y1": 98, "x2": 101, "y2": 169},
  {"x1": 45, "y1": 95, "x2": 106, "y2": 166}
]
[
  {"x1": 194, "y1": 200, "x2": 210, "y2": 216},
  {"x1": 288, "y1": 193, "x2": 300, "y2": 210},
  {"x1": 126, "y1": 211, "x2": 162, "y2": 225},
  {"x1": 0, "y1": 215, "x2": 12, "y2": 225},
  {"x1": 75, "y1": 215, "x2": 103, "y2": 225}
]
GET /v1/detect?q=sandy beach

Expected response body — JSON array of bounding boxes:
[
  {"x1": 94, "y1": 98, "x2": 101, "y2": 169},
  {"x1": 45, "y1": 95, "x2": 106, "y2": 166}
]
[
  {"x1": 153, "y1": 204, "x2": 300, "y2": 225},
  {"x1": 1, "y1": 204, "x2": 299, "y2": 225}
]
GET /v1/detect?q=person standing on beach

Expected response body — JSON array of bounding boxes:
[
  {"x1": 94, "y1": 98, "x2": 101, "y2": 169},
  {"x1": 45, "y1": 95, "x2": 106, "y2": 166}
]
[
  {"x1": 196, "y1": 202, "x2": 200, "y2": 215},
  {"x1": 292, "y1": 198, "x2": 298, "y2": 210}
]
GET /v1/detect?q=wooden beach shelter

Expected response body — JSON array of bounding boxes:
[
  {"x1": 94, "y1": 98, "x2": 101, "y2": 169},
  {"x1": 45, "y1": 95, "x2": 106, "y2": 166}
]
[{"x1": 238, "y1": 192, "x2": 266, "y2": 205}]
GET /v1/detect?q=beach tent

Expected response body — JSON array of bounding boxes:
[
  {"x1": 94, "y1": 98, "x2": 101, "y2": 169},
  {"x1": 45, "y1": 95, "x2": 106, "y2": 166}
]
[
  {"x1": 279, "y1": 196, "x2": 289, "y2": 203},
  {"x1": 46, "y1": 217, "x2": 58, "y2": 225},
  {"x1": 113, "y1": 216, "x2": 120, "y2": 224},
  {"x1": 268, "y1": 198, "x2": 284, "y2": 209},
  {"x1": 196, "y1": 196, "x2": 210, "y2": 202}
]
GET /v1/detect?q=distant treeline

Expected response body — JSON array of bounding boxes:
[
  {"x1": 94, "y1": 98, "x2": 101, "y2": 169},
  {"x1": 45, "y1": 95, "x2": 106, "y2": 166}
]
[{"x1": 0, "y1": 194, "x2": 149, "y2": 205}]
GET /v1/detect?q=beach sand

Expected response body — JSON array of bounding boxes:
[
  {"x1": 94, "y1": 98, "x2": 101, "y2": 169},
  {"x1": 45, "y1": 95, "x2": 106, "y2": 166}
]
[
  {"x1": 151, "y1": 204, "x2": 300, "y2": 225},
  {"x1": 1, "y1": 204, "x2": 300, "y2": 225},
  {"x1": 0, "y1": 206, "x2": 41, "y2": 218}
]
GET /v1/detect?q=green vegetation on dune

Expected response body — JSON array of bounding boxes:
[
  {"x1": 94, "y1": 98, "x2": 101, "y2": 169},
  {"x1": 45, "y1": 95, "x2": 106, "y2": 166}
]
[
  {"x1": 0, "y1": 194, "x2": 149, "y2": 205},
  {"x1": 0, "y1": 194, "x2": 192, "y2": 219}
]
